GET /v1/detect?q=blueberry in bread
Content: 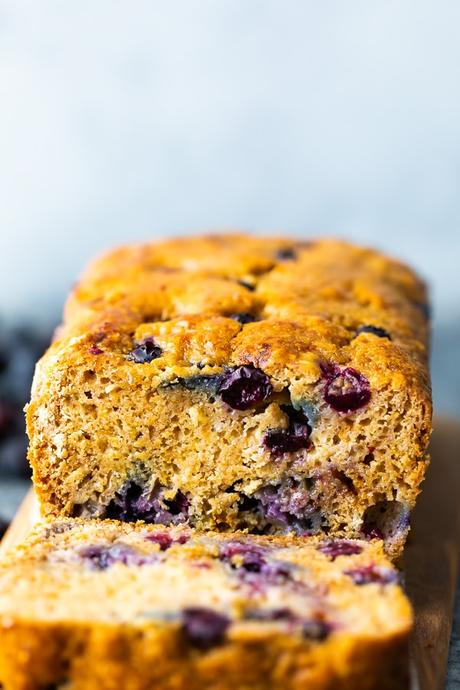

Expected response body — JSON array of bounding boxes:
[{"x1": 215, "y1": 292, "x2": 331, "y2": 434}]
[
  {"x1": 26, "y1": 235, "x2": 432, "y2": 558},
  {"x1": 0, "y1": 519, "x2": 412, "y2": 689}
]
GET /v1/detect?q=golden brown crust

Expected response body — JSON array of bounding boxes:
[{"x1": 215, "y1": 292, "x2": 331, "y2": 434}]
[
  {"x1": 0, "y1": 520, "x2": 412, "y2": 690},
  {"x1": 26, "y1": 235, "x2": 432, "y2": 557}
]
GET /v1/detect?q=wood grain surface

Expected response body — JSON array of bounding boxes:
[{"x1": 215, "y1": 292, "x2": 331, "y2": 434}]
[
  {"x1": 405, "y1": 417, "x2": 460, "y2": 690},
  {"x1": 1, "y1": 417, "x2": 459, "y2": 690}
]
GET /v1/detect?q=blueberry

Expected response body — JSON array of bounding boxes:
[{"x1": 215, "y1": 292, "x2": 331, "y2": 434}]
[
  {"x1": 345, "y1": 564, "x2": 399, "y2": 585},
  {"x1": 106, "y1": 482, "x2": 189, "y2": 526},
  {"x1": 263, "y1": 404, "x2": 311, "y2": 457},
  {"x1": 263, "y1": 426, "x2": 310, "y2": 456},
  {"x1": 88, "y1": 344, "x2": 103, "y2": 355},
  {"x1": 356, "y1": 325, "x2": 391, "y2": 340},
  {"x1": 317, "y1": 539, "x2": 363, "y2": 560},
  {"x1": 218, "y1": 366, "x2": 272, "y2": 410},
  {"x1": 127, "y1": 338, "x2": 162, "y2": 364},
  {"x1": 276, "y1": 247, "x2": 297, "y2": 261},
  {"x1": 323, "y1": 366, "x2": 371, "y2": 413},
  {"x1": 79, "y1": 543, "x2": 157, "y2": 569},
  {"x1": 228, "y1": 312, "x2": 257, "y2": 325},
  {"x1": 181, "y1": 608, "x2": 230, "y2": 649}
]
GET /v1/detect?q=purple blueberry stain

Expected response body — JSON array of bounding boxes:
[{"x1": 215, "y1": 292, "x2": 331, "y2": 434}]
[
  {"x1": 317, "y1": 540, "x2": 363, "y2": 560},
  {"x1": 106, "y1": 482, "x2": 189, "y2": 526},
  {"x1": 127, "y1": 337, "x2": 162, "y2": 364},
  {"x1": 345, "y1": 564, "x2": 399, "y2": 586},
  {"x1": 322, "y1": 365, "x2": 371, "y2": 413},
  {"x1": 88, "y1": 344, "x2": 104, "y2": 355},
  {"x1": 263, "y1": 405, "x2": 312, "y2": 458},
  {"x1": 144, "y1": 530, "x2": 190, "y2": 551},
  {"x1": 217, "y1": 365, "x2": 272, "y2": 410},
  {"x1": 181, "y1": 608, "x2": 230, "y2": 649},
  {"x1": 79, "y1": 543, "x2": 157, "y2": 570},
  {"x1": 179, "y1": 374, "x2": 222, "y2": 396},
  {"x1": 253, "y1": 478, "x2": 321, "y2": 533},
  {"x1": 219, "y1": 540, "x2": 292, "y2": 587},
  {"x1": 356, "y1": 325, "x2": 391, "y2": 340}
]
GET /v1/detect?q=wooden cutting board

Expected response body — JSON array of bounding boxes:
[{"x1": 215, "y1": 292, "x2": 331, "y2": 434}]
[{"x1": 1, "y1": 417, "x2": 459, "y2": 690}]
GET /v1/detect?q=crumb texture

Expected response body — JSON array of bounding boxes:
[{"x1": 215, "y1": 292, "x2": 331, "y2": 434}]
[
  {"x1": 0, "y1": 519, "x2": 412, "y2": 690},
  {"x1": 26, "y1": 235, "x2": 432, "y2": 558}
]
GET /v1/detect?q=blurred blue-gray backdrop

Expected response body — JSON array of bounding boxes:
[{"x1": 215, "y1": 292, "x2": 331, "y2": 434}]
[{"x1": 0, "y1": 1, "x2": 459, "y2": 415}]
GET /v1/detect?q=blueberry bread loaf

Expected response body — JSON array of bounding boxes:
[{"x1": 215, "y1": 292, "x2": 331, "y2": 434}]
[
  {"x1": 0, "y1": 519, "x2": 411, "y2": 690},
  {"x1": 26, "y1": 235, "x2": 432, "y2": 558}
]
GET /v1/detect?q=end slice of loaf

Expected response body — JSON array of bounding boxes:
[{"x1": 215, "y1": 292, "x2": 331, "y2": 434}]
[{"x1": 0, "y1": 519, "x2": 412, "y2": 690}]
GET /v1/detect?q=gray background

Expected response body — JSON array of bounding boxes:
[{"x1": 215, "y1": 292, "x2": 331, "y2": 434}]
[
  {"x1": 0, "y1": 3, "x2": 459, "y2": 685},
  {"x1": 0, "y1": 0, "x2": 458, "y2": 415}
]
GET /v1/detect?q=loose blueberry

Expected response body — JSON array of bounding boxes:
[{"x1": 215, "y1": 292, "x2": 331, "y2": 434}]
[
  {"x1": 229, "y1": 312, "x2": 257, "y2": 325},
  {"x1": 317, "y1": 539, "x2": 363, "y2": 560},
  {"x1": 127, "y1": 338, "x2": 162, "y2": 364},
  {"x1": 181, "y1": 608, "x2": 230, "y2": 649},
  {"x1": 356, "y1": 325, "x2": 391, "y2": 340},
  {"x1": 323, "y1": 367, "x2": 371, "y2": 413},
  {"x1": 276, "y1": 247, "x2": 297, "y2": 261},
  {"x1": 263, "y1": 404, "x2": 311, "y2": 457},
  {"x1": 345, "y1": 564, "x2": 399, "y2": 585},
  {"x1": 218, "y1": 366, "x2": 272, "y2": 410},
  {"x1": 79, "y1": 543, "x2": 157, "y2": 569}
]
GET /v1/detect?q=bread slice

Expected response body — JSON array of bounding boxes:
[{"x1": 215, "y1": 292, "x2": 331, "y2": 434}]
[{"x1": 0, "y1": 519, "x2": 412, "y2": 689}]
